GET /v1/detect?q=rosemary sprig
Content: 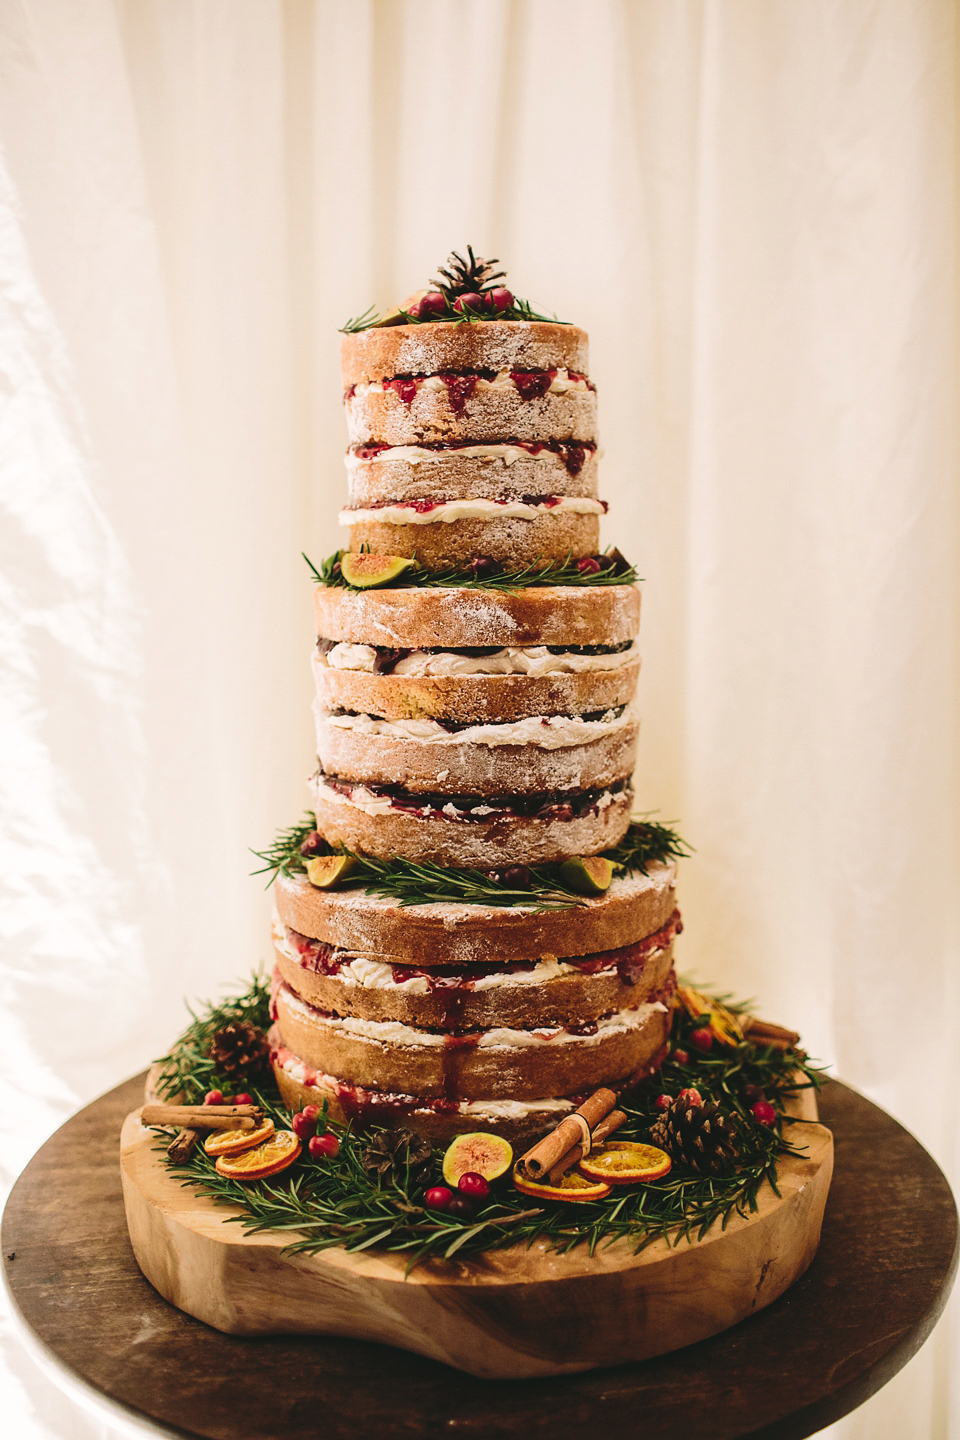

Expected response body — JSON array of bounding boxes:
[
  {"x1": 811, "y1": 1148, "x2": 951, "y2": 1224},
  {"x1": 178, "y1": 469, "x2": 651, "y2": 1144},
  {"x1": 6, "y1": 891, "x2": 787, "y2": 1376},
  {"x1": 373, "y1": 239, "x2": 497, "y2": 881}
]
[
  {"x1": 339, "y1": 297, "x2": 562, "y2": 334},
  {"x1": 337, "y1": 852, "x2": 583, "y2": 912},
  {"x1": 152, "y1": 974, "x2": 274, "y2": 1106},
  {"x1": 152, "y1": 975, "x2": 824, "y2": 1270},
  {"x1": 305, "y1": 548, "x2": 640, "y2": 591},
  {"x1": 606, "y1": 819, "x2": 692, "y2": 874},
  {"x1": 250, "y1": 819, "x2": 689, "y2": 908}
]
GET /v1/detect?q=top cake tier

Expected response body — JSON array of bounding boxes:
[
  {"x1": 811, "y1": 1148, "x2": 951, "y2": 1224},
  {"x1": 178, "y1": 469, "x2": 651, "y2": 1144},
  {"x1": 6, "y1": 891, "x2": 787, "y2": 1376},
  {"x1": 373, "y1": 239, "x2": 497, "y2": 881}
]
[{"x1": 339, "y1": 322, "x2": 602, "y2": 569}]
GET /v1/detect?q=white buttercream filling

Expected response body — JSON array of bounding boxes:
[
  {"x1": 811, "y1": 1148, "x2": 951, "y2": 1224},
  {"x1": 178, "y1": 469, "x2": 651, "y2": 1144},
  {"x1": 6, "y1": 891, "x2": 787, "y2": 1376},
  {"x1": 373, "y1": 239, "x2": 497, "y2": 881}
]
[
  {"x1": 280, "y1": 983, "x2": 665, "y2": 1050},
  {"x1": 309, "y1": 772, "x2": 621, "y2": 821},
  {"x1": 348, "y1": 369, "x2": 591, "y2": 401},
  {"x1": 272, "y1": 918, "x2": 433, "y2": 995},
  {"x1": 315, "y1": 705, "x2": 633, "y2": 751},
  {"x1": 316, "y1": 641, "x2": 639, "y2": 678},
  {"x1": 273, "y1": 915, "x2": 650, "y2": 992},
  {"x1": 345, "y1": 443, "x2": 582, "y2": 470},
  {"x1": 339, "y1": 496, "x2": 605, "y2": 527}
]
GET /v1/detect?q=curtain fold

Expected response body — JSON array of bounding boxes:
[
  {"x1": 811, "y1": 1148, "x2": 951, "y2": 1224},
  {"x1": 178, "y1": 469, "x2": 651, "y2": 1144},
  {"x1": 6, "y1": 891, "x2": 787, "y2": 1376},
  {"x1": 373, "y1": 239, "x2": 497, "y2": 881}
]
[{"x1": 0, "y1": 2, "x2": 956, "y2": 1435}]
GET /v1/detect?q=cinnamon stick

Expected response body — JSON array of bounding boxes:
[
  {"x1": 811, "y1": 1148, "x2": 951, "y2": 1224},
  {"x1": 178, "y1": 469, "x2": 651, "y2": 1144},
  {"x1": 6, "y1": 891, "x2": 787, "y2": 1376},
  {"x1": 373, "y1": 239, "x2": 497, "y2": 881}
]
[
  {"x1": 517, "y1": 1088, "x2": 617, "y2": 1179},
  {"x1": 167, "y1": 1128, "x2": 200, "y2": 1162},
  {"x1": 141, "y1": 1104, "x2": 261, "y2": 1130},
  {"x1": 742, "y1": 1017, "x2": 800, "y2": 1051},
  {"x1": 547, "y1": 1109, "x2": 628, "y2": 1184}
]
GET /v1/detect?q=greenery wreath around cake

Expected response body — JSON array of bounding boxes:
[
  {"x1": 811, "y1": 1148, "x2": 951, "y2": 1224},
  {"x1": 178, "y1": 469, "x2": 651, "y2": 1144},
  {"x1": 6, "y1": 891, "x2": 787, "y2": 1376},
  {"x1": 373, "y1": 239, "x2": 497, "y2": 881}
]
[{"x1": 150, "y1": 966, "x2": 823, "y2": 1273}]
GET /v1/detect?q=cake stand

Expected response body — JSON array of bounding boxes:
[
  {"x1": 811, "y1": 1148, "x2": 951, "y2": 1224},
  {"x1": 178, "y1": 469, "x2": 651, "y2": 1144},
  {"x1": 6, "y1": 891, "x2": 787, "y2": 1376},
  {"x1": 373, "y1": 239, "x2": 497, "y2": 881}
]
[{"x1": 3, "y1": 1075, "x2": 956, "y2": 1439}]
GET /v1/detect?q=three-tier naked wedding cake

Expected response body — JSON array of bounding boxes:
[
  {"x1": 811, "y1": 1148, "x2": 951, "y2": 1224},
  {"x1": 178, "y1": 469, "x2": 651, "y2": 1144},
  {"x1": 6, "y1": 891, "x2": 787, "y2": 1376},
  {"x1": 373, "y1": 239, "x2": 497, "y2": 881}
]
[{"x1": 267, "y1": 251, "x2": 681, "y2": 1145}]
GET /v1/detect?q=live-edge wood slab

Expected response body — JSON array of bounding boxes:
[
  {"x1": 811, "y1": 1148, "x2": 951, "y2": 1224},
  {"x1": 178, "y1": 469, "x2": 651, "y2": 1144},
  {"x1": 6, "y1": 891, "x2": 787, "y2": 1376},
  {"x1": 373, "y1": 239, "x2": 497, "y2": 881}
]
[
  {"x1": 3, "y1": 1076, "x2": 957, "y2": 1440},
  {"x1": 119, "y1": 1095, "x2": 832, "y2": 1378}
]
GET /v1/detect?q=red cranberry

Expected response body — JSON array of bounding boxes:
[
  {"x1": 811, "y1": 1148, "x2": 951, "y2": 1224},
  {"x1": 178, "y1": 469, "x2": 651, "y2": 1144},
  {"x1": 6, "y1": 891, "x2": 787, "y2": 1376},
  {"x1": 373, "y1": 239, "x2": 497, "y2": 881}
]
[
  {"x1": 203, "y1": 1090, "x2": 224, "y2": 1106},
  {"x1": 488, "y1": 286, "x2": 514, "y2": 312},
  {"x1": 496, "y1": 865, "x2": 532, "y2": 889},
  {"x1": 576, "y1": 556, "x2": 603, "y2": 574},
  {"x1": 678, "y1": 1088, "x2": 703, "y2": 1106},
  {"x1": 233, "y1": 1093, "x2": 253, "y2": 1106},
  {"x1": 743, "y1": 1084, "x2": 766, "y2": 1104},
  {"x1": 690, "y1": 1027, "x2": 713, "y2": 1052},
  {"x1": 655, "y1": 1094, "x2": 673, "y2": 1111},
  {"x1": 302, "y1": 1104, "x2": 321, "y2": 1121},
  {"x1": 425, "y1": 1186, "x2": 454, "y2": 1211},
  {"x1": 453, "y1": 292, "x2": 485, "y2": 315},
  {"x1": 672, "y1": 1049, "x2": 690, "y2": 1065},
  {"x1": 413, "y1": 291, "x2": 446, "y2": 319},
  {"x1": 308, "y1": 1132, "x2": 340, "y2": 1158},
  {"x1": 446, "y1": 1194, "x2": 474, "y2": 1218},
  {"x1": 469, "y1": 556, "x2": 498, "y2": 577},
  {"x1": 291, "y1": 1110, "x2": 318, "y2": 1141},
  {"x1": 300, "y1": 830, "x2": 326, "y2": 858},
  {"x1": 751, "y1": 1100, "x2": 777, "y2": 1127},
  {"x1": 458, "y1": 1172, "x2": 490, "y2": 1200}
]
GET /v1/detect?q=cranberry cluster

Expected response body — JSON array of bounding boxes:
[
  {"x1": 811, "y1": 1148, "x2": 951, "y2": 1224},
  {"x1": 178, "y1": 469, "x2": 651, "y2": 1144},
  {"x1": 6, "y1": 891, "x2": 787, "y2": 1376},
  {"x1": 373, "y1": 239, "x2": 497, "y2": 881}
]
[
  {"x1": 291, "y1": 1104, "x2": 342, "y2": 1159},
  {"x1": 407, "y1": 286, "x2": 514, "y2": 321},
  {"x1": 424, "y1": 1170, "x2": 490, "y2": 1219}
]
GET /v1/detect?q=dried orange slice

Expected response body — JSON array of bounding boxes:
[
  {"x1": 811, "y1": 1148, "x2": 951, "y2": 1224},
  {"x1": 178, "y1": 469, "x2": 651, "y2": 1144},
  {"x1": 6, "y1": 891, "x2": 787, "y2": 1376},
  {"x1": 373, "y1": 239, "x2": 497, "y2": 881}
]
[
  {"x1": 513, "y1": 1166, "x2": 612, "y2": 1203},
  {"x1": 204, "y1": 1118, "x2": 275, "y2": 1156},
  {"x1": 214, "y1": 1130, "x2": 300, "y2": 1181},
  {"x1": 578, "y1": 1142, "x2": 672, "y2": 1185}
]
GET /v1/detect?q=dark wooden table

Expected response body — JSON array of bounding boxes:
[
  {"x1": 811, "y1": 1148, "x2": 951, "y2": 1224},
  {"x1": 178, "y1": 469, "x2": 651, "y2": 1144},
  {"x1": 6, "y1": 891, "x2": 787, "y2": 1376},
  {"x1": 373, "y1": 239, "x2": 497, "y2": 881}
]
[{"x1": 3, "y1": 1075, "x2": 956, "y2": 1440}]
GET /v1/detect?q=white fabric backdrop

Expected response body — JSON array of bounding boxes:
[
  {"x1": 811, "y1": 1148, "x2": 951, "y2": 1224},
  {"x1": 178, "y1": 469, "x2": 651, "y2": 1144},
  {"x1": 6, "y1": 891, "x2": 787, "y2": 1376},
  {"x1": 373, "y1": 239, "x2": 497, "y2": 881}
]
[{"x1": 1, "y1": 1, "x2": 957, "y2": 1435}]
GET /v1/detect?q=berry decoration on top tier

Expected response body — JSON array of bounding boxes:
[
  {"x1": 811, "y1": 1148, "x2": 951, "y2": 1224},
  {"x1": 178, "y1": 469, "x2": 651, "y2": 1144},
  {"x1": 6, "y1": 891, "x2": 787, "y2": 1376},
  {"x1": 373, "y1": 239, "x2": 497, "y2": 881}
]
[{"x1": 341, "y1": 246, "x2": 550, "y2": 330}]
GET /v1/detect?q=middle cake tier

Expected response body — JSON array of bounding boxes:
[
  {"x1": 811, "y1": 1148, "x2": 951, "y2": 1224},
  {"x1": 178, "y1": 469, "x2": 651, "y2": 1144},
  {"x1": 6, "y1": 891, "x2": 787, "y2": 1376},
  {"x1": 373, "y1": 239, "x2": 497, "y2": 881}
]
[{"x1": 309, "y1": 579, "x2": 643, "y2": 867}]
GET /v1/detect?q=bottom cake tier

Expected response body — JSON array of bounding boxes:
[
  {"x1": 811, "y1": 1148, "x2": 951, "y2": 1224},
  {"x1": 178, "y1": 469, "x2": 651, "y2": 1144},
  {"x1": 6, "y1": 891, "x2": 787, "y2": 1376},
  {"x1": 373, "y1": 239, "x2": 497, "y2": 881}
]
[{"x1": 267, "y1": 863, "x2": 680, "y2": 1144}]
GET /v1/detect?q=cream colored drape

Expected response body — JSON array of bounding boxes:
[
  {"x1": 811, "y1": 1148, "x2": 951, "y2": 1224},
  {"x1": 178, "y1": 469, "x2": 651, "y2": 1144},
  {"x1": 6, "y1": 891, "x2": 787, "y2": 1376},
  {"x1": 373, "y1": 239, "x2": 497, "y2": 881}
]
[{"x1": 1, "y1": 2, "x2": 957, "y2": 1436}]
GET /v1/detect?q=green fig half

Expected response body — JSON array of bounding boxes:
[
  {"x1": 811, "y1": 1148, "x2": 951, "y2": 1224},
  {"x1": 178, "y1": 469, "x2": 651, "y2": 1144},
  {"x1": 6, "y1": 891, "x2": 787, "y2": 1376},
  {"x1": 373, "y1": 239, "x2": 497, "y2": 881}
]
[
  {"x1": 556, "y1": 855, "x2": 615, "y2": 895},
  {"x1": 305, "y1": 854, "x2": 361, "y2": 889},
  {"x1": 339, "y1": 552, "x2": 416, "y2": 588},
  {"x1": 442, "y1": 1132, "x2": 514, "y2": 1187}
]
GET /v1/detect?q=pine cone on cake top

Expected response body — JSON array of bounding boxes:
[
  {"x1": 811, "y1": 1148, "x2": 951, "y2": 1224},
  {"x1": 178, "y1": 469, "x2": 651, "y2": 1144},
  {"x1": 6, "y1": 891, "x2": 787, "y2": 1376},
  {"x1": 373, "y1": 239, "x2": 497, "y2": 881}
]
[
  {"x1": 208, "y1": 1020, "x2": 270, "y2": 1081},
  {"x1": 362, "y1": 1128, "x2": 434, "y2": 1191},
  {"x1": 649, "y1": 1092, "x2": 740, "y2": 1177}
]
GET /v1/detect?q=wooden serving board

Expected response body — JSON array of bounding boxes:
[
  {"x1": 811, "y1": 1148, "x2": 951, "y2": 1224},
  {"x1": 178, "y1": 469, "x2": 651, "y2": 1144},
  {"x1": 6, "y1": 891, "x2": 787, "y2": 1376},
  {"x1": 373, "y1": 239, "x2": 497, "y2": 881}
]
[{"x1": 120, "y1": 1088, "x2": 832, "y2": 1379}]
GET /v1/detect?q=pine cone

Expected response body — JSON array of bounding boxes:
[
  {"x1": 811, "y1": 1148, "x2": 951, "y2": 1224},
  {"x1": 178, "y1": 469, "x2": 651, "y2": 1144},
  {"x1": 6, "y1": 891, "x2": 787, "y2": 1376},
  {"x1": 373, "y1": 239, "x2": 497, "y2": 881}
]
[
  {"x1": 208, "y1": 1020, "x2": 270, "y2": 1080},
  {"x1": 433, "y1": 246, "x2": 505, "y2": 301},
  {"x1": 650, "y1": 1094, "x2": 740, "y2": 1176},
  {"x1": 362, "y1": 1128, "x2": 434, "y2": 1191}
]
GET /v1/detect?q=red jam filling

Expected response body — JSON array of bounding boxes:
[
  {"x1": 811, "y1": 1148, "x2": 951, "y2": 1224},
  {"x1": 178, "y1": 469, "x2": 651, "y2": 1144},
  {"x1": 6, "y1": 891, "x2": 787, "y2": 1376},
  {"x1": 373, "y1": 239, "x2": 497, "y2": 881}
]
[
  {"x1": 349, "y1": 439, "x2": 594, "y2": 477},
  {"x1": 344, "y1": 368, "x2": 596, "y2": 410},
  {"x1": 318, "y1": 774, "x2": 628, "y2": 822}
]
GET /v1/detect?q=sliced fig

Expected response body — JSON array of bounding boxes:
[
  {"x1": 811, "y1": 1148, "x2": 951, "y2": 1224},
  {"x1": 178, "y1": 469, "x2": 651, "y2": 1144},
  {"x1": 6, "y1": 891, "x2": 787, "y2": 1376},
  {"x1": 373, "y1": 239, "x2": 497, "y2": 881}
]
[
  {"x1": 441, "y1": 1132, "x2": 513, "y2": 1187},
  {"x1": 340, "y1": 553, "x2": 416, "y2": 588},
  {"x1": 557, "y1": 855, "x2": 614, "y2": 895},
  {"x1": 305, "y1": 854, "x2": 360, "y2": 889}
]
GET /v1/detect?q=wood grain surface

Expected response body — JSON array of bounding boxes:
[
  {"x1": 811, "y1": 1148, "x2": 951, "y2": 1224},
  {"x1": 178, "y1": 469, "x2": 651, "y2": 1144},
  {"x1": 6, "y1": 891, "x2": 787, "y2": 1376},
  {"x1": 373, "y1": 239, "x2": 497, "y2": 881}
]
[
  {"x1": 118, "y1": 1096, "x2": 832, "y2": 1377},
  {"x1": 3, "y1": 1075, "x2": 957, "y2": 1440}
]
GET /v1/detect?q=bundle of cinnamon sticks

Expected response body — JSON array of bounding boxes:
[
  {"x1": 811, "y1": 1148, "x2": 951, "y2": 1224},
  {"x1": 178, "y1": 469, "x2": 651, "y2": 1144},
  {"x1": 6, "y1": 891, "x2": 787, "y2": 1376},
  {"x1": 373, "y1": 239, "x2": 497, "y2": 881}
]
[{"x1": 516, "y1": 1088, "x2": 626, "y2": 1186}]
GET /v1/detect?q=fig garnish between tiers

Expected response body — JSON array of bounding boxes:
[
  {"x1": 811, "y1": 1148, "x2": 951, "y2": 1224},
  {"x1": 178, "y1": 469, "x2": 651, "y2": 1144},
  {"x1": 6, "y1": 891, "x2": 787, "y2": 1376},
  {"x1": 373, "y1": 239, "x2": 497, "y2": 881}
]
[{"x1": 307, "y1": 548, "x2": 639, "y2": 591}]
